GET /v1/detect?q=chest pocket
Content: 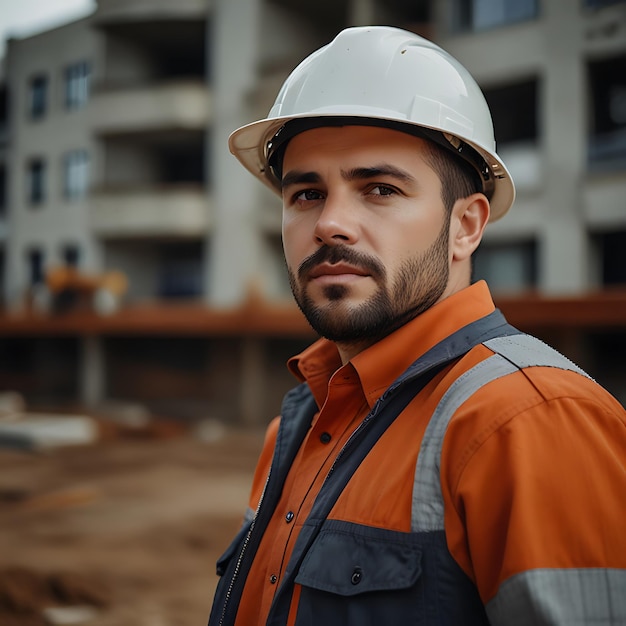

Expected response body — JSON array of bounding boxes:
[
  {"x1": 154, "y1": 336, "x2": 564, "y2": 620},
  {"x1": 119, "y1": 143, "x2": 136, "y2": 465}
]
[{"x1": 293, "y1": 519, "x2": 424, "y2": 626}]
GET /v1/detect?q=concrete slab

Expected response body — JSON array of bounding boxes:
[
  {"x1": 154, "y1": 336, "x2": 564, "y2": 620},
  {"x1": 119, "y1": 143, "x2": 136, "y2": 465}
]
[{"x1": 0, "y1": 415, "x2": 99, "y2": 449}]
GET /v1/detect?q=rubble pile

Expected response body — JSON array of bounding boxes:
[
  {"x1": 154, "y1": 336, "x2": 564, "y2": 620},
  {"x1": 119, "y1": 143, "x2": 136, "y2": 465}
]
[{"x1": 0, "y1": 567, "x2": 110, "y2": 625}]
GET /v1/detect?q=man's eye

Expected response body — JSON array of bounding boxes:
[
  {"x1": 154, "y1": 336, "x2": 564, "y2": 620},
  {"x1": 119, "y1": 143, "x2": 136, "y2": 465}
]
[
  {"x1": 295, "y1": 189, "x2": 323, "y2": 202},
  {"x1": 369, "y1": 185, "x2": 396, "y2": 196}
]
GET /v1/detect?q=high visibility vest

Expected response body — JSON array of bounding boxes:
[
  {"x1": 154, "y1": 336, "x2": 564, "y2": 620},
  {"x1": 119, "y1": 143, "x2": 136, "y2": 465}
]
[{"x1": 209, "y1": 317, "x2": 624, "y2": 626}]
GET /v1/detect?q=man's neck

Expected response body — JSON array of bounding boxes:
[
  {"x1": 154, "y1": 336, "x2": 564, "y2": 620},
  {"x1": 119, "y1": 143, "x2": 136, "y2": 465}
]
[{"x1": 335, "y1": 339, "x2": 378, "y2": 365}]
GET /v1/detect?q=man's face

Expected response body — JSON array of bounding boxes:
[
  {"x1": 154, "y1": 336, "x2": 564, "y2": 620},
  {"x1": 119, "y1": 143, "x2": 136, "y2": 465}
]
[{"x1": 281, "y1": 125, "x2": 452, "y2": 346}]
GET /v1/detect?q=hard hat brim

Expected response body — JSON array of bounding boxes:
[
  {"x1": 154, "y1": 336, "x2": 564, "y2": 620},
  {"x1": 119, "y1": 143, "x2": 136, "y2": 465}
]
[{"x1": 228, "y1": 112, "x2": 515, "y2": 223}]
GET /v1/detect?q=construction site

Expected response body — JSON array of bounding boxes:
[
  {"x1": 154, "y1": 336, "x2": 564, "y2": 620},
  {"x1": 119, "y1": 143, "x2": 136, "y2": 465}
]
[
  {"x1": 0, "y1": 396, "x2": 264, "y2": 626},
  {"x1": 0, "y1": 0, "x2": 625, "y2": 624}
]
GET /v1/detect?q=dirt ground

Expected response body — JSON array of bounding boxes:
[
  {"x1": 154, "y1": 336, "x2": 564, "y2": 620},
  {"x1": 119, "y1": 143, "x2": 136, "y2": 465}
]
[{"x1": 0, "y1": 416, "x2": 266, "y2": 626}]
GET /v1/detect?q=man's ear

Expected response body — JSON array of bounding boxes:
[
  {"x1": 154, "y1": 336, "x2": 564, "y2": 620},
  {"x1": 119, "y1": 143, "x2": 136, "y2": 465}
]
[{"x1": 450, "y1": 193, "x2": 490, "y2": 262}]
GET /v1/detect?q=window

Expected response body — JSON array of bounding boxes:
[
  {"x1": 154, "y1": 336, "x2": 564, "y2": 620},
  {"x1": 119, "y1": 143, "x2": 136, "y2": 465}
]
[
  {"x1": 27, "y1": 248, "x2": 45, "y2": 286},
  {"x1": 483, "y1": 79, "x2": 541, "y2": 188},
  {"x1": 450, "y1": 0, "x2": 538, "y2": 32},
  {"x1": 0, "y1": 249, "x2": 5, "y2": 308},
  {"x1": 473, "y1": 240, "x2": 537, "y2": 293},
  {"x1": 61, "y1": 244, "x2": 80, "y2": 268},
  {"x1": 65, "y1": 61, "x2": 90, "y2": 110},
  {"x1": 27, "y1": 158, "x2": 46, "y2": 205},
  {"x1": 63, "y1": 150, "x2": 90, "y2": 200},
  {"x1": 0, "y1": 84, "x2": 7, "y2": 128},
  {"x1": 0, "y1": 165, "x2": 6, "y2": 218},
  {"x1": 588, "y1": 54, "x2": 626, "y2": 171},
  {"x1": 380, "y1": 0, "x2": 431, "y2": 23},
  {"x1": 484, "y1": 79, "x2": 538, "y2": 146},
  {"x1": 596, "y1": 230, "x2": 626, "y2": 286},
  {"x1": 29, "y1": 74, "x2": 48, "y2": 119},
  {"x1": 157, "y1": 242, "x2": 203, "y2": 299},
  {"x1": 159, "y1": 141, "x2": 205, "y2": 184}
]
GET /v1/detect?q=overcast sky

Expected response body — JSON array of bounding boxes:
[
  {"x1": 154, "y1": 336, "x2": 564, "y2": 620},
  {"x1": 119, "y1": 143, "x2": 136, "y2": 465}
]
[{"x1": 0, "y1": 0, "x2": 96, "y2": 58}]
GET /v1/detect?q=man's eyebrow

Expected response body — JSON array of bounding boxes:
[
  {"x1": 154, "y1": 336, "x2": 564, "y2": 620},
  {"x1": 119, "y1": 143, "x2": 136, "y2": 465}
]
[
  {"x1": 281, "y1": 164, "x2": 417, "y2": 190},
  {"x1": 342, "y1": 164, "x2": 416, "y2": 184},
  {"x1": 281, "y1": 170, "x2": 321, "y2": 190}
]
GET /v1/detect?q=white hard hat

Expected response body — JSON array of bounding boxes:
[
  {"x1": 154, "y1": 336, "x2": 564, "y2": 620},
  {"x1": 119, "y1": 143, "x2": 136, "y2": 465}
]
[{"x1": 229, "y1": 26, "x2": 515, "y2": 222}]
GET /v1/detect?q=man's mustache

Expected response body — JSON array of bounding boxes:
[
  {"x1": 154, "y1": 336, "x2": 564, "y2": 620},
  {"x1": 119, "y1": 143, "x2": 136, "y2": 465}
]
[{"x1": 297, "y1": 245, "x2": 386, "y2": 281}]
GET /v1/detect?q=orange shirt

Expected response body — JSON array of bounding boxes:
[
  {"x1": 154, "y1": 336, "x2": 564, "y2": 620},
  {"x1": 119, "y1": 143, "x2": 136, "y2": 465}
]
[
  {"x1": 233, "y1": 281, "x2": 626, "y2": 625},
  {"x1": 235, "y1": 282, "x2": 496, "y2": 625}
]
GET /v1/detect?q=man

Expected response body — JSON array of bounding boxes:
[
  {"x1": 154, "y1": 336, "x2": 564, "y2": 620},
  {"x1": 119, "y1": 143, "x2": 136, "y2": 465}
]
[{"x1": 208, "y1": 26, "x2": 626, "y2": 626}]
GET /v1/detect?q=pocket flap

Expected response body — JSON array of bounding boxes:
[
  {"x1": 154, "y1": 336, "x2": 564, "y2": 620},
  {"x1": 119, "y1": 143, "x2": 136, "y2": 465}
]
[{"x1": 295, "y1": 520, "x2": 422, "y2": 596}]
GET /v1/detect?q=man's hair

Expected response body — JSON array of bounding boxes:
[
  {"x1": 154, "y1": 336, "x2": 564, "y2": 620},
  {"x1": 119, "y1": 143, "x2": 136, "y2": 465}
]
[{"x1": 422, "y1": 141, "x2": 483, "y2": 213}]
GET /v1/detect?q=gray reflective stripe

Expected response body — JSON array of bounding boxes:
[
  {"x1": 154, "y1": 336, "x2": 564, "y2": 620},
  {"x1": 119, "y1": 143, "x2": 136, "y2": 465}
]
[
  {"x1": 483, "y1": 334, "x2": 591, "y2": 380},
  {"x1": 411, "y1": 333, "x2": 591, "y2": 533},
  {"x1": 411, "y1": 353, "x2": 517, "y2": 532},
  {"x1": 486, "y1": 568, "x2": 626, "y2": 625},
  {"x1": 244, "y1": 507, "x2": 255, "y2": 524}
]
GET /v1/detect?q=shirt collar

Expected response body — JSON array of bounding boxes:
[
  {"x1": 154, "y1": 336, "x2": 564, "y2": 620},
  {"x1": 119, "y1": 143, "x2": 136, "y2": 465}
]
[{"x1": 287, "y1": 281, "x2": 496, "y2": 409}]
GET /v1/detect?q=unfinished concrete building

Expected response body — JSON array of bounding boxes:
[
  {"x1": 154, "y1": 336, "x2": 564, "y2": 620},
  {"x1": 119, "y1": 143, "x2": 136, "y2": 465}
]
[{"x1": 0, "y1": 0, "x2": 624, "y2": 424}]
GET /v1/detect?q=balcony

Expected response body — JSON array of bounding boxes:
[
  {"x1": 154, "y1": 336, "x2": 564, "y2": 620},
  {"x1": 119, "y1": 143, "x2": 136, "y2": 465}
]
[
  {"x1": 90, "y1": 186, "x2": 209, "y2": 238},
  {"x1": 89, "y1": 81, "x2": 210, "y2": 136},
  {"x1": 94, "y1": 0, "x2": 208, "y2": 24}
]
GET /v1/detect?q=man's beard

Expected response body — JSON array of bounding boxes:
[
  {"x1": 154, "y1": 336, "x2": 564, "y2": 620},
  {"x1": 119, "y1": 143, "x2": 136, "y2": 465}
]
[{"x1": 287, "y1": 218, "x2": 450, "y2": 345}]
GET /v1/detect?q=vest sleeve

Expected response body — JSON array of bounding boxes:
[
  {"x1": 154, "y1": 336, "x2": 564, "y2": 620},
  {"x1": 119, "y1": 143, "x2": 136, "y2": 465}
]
[{"x1": 441, "y1": 369, "x2": 626, "y2": 624}]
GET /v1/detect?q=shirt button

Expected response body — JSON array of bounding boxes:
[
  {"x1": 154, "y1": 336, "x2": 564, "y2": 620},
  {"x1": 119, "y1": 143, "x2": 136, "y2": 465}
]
[
  {"x1": 351, "y1": 567, "x2": 362, "y2": 585},
  {"x1": 269, "y1": 574, "x2": 277, "y2": 584},
  {"x1": 285, "y1": 511, "x2": 294, "y2": 523},
  {"x1": 319, "y1": 432, "x2": 332, "y2": 444}
]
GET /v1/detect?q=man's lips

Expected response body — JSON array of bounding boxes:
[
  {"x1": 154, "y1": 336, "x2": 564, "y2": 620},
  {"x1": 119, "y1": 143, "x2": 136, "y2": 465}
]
[{"x1": 307, "y1": 262, "x2": 371, "y2": 281}]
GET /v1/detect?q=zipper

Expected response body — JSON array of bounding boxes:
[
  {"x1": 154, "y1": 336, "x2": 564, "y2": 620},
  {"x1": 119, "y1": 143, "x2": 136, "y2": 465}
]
[
  {"x1": 324, "y1": 369, "x2": 430, "y2": 482},
  {"x1": 324, "y1": 359, "x2": 451, "y2": 483},
  {"x1": 218, "y1": 470, "x2": 271, "y2": 626},
  {"x1": 324, "y1": 381, "x2": 396, "y2": 482},
  {"x1": 217, "y1": 386, "x2": 317, "y2": 626},
  {"x1": 218, "y1": 365, "x2": 437, "y2": 624}
]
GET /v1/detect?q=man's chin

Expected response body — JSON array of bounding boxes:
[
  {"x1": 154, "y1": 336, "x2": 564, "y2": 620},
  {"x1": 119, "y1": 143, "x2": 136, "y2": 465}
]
[
  {"x1": 303, "y1": 300, "x2": 352, "y2": 323},
  {"x1": 304, "y1": 282, "x2": 377, "y2": 307},
  {"x1": 295, "y1": 300, "x2": 353, "y2": 337},
  {"x1": 297, "y1": 300, "x2": 388, "y2": 343}
]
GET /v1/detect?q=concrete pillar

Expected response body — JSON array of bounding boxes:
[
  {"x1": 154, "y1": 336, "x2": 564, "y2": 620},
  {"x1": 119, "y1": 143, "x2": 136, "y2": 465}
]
[
  {"x1": 348, "y1": 0, "x2": 377, "y2": 25},
  {"x1": 540, "y1": 0, "x2": 588, "y2": 293},
  {"x1": 80, "y1": 335, "x2": 105, "y2": 408},
  {"x1": 206, "y1": 0, "x2": 262, "y2": 307}
]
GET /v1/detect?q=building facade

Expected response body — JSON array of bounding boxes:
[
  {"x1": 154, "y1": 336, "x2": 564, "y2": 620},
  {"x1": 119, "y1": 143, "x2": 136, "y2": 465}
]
[{"x1": 0, "y1": 0, "x2": 624, "y2": 423}]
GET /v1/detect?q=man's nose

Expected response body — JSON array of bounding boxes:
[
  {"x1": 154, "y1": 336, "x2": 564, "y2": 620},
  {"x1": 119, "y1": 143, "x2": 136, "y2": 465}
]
[{"x1": 313, "y1": 193, "x2": 360, "y2": 246}]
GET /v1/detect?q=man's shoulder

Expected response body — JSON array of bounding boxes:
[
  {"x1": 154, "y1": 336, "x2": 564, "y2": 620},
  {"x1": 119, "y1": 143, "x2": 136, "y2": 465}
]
[
  {"x1": 440, "y1": 333, "x2": 625, "y2": 447},
  {"x1": 479, "y1": 333, "x2": 623, "y2": 413}
]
